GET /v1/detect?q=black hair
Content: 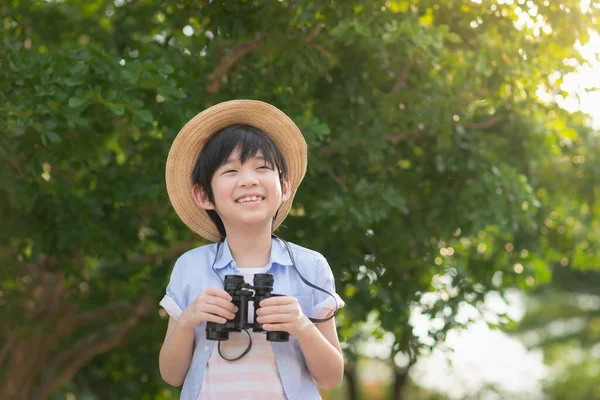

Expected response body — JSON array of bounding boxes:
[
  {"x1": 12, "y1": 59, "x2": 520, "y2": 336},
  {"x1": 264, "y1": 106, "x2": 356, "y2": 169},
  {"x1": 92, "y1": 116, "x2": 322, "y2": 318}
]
[{"x1": 191, "y1": 124, "x2": 289, "y2": 239}]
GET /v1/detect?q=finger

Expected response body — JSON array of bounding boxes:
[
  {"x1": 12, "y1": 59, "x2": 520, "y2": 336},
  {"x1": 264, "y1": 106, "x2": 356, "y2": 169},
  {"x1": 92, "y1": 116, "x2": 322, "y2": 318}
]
[
  {"x1": 202, "y1": 312, "x2": 228, "y2": 324},
  {"x1": 263, "y1": 323, "x2": 290, "y2": 332},
  {"x1": 199, "y1": 303, "x2": 236, "y2": 320},
  {"x1": 260, "y1": 296, "x2": 294, "y2": 307},
  {"x1": 257, "y1": 313, "x2": 293, "y2": 324},
  {"x1": 203, "y1": 287, "x2": 233, "y2": 301},
  {"x1": 257, "y1": 303, "x2": 293, "y2": 316},
  {"x1": 201, "y1": 295, "x2": 238, "y2": 313}
]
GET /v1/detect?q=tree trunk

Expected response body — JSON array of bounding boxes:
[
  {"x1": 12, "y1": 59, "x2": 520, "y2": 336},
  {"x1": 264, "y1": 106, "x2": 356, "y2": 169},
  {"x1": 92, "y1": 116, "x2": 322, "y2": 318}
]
[
  {"x1": 391, "y1": 367, "x2": 410, "y2": 400},
  {"x1": 0, "y1": 268, "x2": 153, "y2": 400},
  {"x1": 344, "y1": 361, "x2": 359, "y2": 400}
]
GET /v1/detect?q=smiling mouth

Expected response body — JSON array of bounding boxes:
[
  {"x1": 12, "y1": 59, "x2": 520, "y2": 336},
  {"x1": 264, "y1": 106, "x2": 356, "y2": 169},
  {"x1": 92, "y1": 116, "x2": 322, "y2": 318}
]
[{"x1": 235, "y1": 196, "x2": 265, "y2": 203}]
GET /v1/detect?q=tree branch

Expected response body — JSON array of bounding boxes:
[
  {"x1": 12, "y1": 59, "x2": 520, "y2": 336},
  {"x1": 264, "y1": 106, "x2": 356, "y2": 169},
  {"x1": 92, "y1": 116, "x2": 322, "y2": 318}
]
[
  {"x1": 214, "y1": 36, "x2": 222, "y2": 66},
  {"x1": 206, "y1": 38, "x2": 262, "y2": 95},
  {"x1": 319, "y1": 128, "x2": 426, "y2": 155},
  {"x1": 6, "y1": 155, "x2": 25, "y2": 178},
  {"x1": 290, "y1": 24, "x2": 334, "y2": 63},
  {"x1": 74, "y1": 300, "x2": 135, "y2": 327},
  {"x1": 326, "y1": 166, "x2": 348, "y2": 193},
  {"x1": 131, "y1": 238, "x2": 199, "y2": 264},
  {"x1": 163, "y1": 34, "x2": 173, "y2": 48},
  {"x1": 385, "y1": 129, "x2": 425, "y2": 144},
  {"x1": 204, "y1": 26, "x2": 331, "y2": 95},
  {"x1": 392, "y1": 59, "x2": 416, "y2": 94},
  {"x1": 311, "y1": 43, "x2": 335, "y2": 63},
  {"x1": 319, "y1": 145, "x2": 338, "y2": 155},
  {"x1": 305, "y1": 23, "x2": 325, "y2": 43},
  {"x1": 30, "y1": 268, "x2": 65, "y2": 320},
  {"x1": 35, "y1": 295, "x2": 154, "y2": 399},
  {"x1": 0, "y1": 330, "x2": 14, "y2": 369},
  {"x1": 463, "y1": 114, "x2": 503, "y2": 130}
]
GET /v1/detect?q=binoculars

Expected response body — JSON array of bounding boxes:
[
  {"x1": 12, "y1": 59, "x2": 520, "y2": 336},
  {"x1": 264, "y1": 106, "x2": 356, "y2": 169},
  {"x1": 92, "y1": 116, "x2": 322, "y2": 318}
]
[{"x1": 206, "y1": 273, "x2": 289, "y2": 342}]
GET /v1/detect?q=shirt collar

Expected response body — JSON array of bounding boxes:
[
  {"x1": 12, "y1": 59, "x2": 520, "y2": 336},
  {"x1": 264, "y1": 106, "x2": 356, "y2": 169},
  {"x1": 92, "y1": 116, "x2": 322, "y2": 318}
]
[
  {"x1": 270, "y1": 236, "x2": 293, "y2": 267},
  {"x1": 213, "y1": 236, "x2": 293, "y2": 270}
]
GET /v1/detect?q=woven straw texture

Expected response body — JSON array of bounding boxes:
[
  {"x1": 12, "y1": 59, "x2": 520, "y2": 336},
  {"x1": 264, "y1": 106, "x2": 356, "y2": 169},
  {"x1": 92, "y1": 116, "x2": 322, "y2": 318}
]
[{"x1": 165, "y1": 100, "x2": 307, "y2": 242}]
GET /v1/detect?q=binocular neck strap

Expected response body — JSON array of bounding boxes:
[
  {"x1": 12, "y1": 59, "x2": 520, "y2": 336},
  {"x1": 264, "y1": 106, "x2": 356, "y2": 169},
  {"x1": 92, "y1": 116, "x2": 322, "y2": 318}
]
[
  {"x1": 274, "y1": 235, "x2": 339, "y2": 323},
  {"x1": 210, "y1": 236, "x2": 339, "y2": 323}
]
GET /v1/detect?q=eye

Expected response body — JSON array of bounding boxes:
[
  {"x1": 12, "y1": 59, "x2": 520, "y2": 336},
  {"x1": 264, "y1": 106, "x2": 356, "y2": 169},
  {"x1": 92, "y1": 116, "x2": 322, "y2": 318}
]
[
  {"x1": 257, "y1": 165, "x2": 272, "y2": 170},
  {"x1": 222, "y1": 169, "x2": 237, "y2": 175}
]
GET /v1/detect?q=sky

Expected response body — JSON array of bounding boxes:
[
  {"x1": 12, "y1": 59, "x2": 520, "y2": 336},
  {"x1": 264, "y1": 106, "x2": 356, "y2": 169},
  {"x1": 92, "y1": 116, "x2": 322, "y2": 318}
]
[
  {"x1": 556, "y1": 32, "x2": 600, "y2": 128},
  {"x1": 354, "y1": 290, "x2": 549, "y2": 399},
  {"x1": 409, "y1": 291, "x2": 547, "y2": 399}
]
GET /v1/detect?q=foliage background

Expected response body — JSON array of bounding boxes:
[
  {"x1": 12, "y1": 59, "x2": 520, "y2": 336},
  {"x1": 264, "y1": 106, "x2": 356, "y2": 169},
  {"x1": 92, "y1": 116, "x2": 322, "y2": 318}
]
[{"x1": 1, "y1": 0, "x2": 599, "y2": 399}]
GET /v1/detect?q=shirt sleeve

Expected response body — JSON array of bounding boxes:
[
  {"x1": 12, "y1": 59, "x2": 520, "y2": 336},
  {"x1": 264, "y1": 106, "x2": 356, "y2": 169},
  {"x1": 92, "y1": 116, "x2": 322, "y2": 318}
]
[
  {"x1": 313, "y1": 256, "x2": 345, "y2": 319},
  {"x1": 159, "y1": 256, "x2": 189, "y2": 321}
]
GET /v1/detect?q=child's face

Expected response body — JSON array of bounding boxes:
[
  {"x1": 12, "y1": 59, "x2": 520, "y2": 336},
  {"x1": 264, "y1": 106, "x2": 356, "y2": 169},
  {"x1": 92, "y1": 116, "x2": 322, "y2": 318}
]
[{"x1": 193, "y1": 148, "x2": 290, "y2": 233}]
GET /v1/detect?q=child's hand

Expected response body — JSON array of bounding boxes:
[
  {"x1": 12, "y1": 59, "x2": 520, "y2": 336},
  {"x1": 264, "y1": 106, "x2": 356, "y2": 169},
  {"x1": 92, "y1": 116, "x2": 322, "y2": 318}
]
[
  {"x1": 178, "y1": 288, "x2": 238, "y2": 329},
  {"x1": 256, "y1": 296, "x2": 312, "y2": 338}
]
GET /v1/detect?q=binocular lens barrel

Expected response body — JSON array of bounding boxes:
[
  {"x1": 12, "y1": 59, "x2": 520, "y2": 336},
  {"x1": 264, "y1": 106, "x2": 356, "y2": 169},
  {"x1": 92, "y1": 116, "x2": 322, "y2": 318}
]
[
  {"x1": 266, "y1": 331, "x2": 289, "y2": 342},
  {"x1": 206, "y1": 273, "x2": 289, "y2": 343},
  {"x1": 206, "y1": 323, "x2": 229, "y2": 341}
]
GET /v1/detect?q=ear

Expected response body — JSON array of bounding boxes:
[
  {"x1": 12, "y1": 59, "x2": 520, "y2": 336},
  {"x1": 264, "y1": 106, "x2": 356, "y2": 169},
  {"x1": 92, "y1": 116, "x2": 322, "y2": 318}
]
[
  {"x1": 280, "y1": 178, "x2": 292, "y2": 203},
  {"x1": 192, "y1": 185, "x2": 215, "y2": 210}
]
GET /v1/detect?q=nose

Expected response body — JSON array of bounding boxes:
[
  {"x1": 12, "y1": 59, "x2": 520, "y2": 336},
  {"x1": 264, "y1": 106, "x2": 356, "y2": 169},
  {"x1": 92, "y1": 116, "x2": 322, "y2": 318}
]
[{"x1": 237, "y1": 170, "x2": 259, "y2": 187}]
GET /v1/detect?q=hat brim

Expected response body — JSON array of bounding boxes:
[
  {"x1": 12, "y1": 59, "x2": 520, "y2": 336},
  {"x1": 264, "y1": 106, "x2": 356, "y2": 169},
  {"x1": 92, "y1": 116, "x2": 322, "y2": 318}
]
[{"x1": 166, "y1": 100, "x2": 307, "y2": 242}]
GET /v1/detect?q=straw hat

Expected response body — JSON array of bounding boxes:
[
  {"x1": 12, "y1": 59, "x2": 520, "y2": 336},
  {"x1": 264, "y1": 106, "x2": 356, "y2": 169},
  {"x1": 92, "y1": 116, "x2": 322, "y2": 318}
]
[{"x1": 165, "y1": 100, "x2": 307, "y2": 242}]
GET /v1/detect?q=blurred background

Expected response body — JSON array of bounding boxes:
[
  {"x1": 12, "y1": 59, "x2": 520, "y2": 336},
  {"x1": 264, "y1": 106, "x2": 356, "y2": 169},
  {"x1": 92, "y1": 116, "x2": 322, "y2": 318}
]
[{"x1": 2, "y1": 0, "x2": 600, "y2": 399}]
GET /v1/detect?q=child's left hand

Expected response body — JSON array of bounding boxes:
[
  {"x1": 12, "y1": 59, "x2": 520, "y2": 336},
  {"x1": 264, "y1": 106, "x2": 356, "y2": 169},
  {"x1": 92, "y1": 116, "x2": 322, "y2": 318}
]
[{"x1": 256, "y1": 296, "x2": 312, "y2": 338}]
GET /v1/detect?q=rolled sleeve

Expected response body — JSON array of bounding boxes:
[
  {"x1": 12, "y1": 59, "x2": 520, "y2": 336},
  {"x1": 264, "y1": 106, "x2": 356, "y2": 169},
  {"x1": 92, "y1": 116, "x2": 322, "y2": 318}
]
[
  {"x1": 159, "y1": 257, "x2": 188, "y2": 321},
  {"x1": 313, "y1": 256, "x2": 345, "y2": 319}
]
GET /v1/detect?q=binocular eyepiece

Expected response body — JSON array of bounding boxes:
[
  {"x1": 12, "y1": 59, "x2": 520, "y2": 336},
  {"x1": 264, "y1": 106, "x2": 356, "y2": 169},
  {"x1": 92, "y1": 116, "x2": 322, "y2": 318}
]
[{"x1": 206, "y1": 273, "x2": 289, "y2": 342}]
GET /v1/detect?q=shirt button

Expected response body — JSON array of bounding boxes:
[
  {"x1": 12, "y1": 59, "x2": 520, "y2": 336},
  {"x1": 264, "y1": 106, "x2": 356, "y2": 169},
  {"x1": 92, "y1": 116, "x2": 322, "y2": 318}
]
[{"x1": 204, "y1": 345, "x2": 210, "y2": 352}]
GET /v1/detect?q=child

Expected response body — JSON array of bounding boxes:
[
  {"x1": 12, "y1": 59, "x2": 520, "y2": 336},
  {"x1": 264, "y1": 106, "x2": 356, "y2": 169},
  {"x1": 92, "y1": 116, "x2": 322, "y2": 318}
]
[{"x1": 159, "y1": 100, "x2": 345, "y2": 400}]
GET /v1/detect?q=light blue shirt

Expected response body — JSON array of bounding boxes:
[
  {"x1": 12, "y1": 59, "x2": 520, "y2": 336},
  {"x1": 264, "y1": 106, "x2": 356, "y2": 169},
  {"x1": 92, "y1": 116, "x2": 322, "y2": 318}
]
[{"x1": 160, "y1": 237, "x2": 345, "y2": 400}]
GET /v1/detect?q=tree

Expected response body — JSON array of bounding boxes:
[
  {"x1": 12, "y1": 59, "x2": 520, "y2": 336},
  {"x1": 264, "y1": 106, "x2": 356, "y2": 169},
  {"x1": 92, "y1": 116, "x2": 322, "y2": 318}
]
[
  {"x1": 2, "y1": 0, "x2": 598, "y2": 398},
  {"x1": 508, "y1": 267, "x2": 600, "y2": 399},
  {"x1": 506, "y1": 84, "x2": 600, "y2": 399}
]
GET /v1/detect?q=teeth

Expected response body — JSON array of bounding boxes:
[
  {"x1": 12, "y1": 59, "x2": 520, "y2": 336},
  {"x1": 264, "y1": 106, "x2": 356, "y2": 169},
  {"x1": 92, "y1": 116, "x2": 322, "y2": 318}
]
[{"x1": 237, "y1": 196, "x2": 263, "y2": 203}]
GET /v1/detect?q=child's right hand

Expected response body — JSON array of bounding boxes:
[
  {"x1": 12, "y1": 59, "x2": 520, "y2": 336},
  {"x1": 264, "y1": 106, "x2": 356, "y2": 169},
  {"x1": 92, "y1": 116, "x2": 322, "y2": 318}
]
[{"x1": 178, "y1": 287, "x2": 238, "y2": 329}]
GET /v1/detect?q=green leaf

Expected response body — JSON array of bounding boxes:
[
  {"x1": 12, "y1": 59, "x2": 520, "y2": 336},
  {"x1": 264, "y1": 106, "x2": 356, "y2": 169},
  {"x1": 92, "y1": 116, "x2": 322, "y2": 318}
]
[
  {"x1": 63, "y1": 77, "x2": 83, "y2": 87},
  {"x1": 73, "y1": 117, "x2": 89, "y2": 127},
  {"x1": 157, "y1": 63, "x2": 174, "y2": 75},
  {"x1": 131, "y1": 98, "x2": 144, "y2": 109},
  {"x1": 446, "y1": 32, "x2": 462, "y2": 44},
  {"x1": 68, "y1": 96, "x2": 86, "y2": 108},
  {"x1": 121, "y1": 69, "x2": 139, "y2": 85},
  {"x1": 135, "y1": 109, "x2": 153, "y2": 123},
  {"x1": 70, "y1": 63, "x2": 88, "y2": 75},
  {"x1": 45, "y1": 131, "x2": 62, "y2": 143},
  {"x1": 103, "y1": 90, "x2": 117, "y2": 101},
  {"x1": 44, "y1": 120, "x2": 57, "y2": 130},
  {"x1": 109, "y1": 103, "x2": 125, "y2": 116}
]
